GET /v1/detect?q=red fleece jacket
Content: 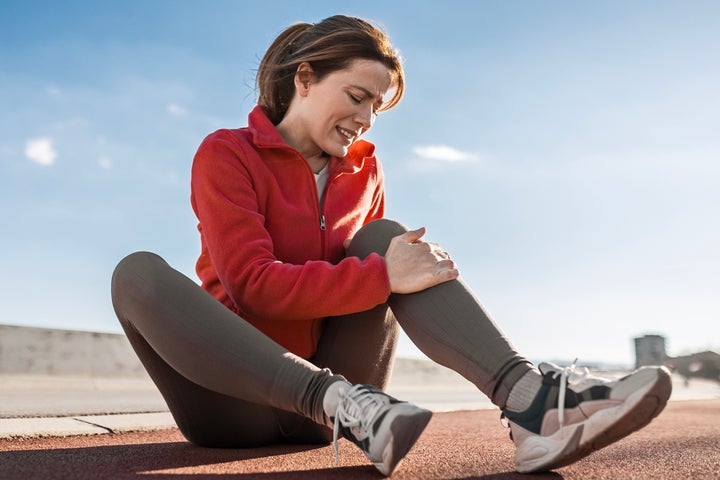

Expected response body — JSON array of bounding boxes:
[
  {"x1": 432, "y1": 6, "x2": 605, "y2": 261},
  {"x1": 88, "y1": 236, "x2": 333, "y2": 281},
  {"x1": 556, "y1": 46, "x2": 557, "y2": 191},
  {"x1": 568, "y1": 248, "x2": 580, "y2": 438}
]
[{"x1": 190, "y1": 106, "x2": 392, "y2": 358}]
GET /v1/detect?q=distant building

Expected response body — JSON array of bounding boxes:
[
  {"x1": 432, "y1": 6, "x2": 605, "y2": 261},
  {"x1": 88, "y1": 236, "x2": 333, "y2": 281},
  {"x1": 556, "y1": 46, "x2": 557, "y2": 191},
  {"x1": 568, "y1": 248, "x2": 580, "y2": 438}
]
[
  {"x1": 634, "y1": 334, "x2": 667, "y2": 368},
  {"x1": 670, "y1": 351, "x2": 720, "y2": 383}
]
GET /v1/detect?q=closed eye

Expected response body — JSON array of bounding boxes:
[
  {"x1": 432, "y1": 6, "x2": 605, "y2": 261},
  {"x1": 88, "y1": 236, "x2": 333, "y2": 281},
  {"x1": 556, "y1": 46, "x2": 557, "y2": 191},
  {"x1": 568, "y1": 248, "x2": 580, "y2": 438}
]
[{"x1": 348, "y1": 92, "x2": 380, "y2": 116}]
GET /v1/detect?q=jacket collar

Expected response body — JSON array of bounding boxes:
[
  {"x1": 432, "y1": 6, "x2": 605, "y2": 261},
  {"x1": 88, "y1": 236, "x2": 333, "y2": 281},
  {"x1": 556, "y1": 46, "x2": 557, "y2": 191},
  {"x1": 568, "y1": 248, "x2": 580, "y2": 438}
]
[
  {"x1": 248, "y1": 105, "x2": 288, "y2": 148},
  {"x1": 247, "y1": 105, "x2": 374, "y2": 174}
]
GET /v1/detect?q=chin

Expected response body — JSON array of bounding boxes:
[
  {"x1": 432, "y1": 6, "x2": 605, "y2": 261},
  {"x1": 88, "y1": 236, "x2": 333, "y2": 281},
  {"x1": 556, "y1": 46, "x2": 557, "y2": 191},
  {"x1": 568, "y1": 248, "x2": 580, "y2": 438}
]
[{"x1": 326, "y1": 145, "x2": 349, "y2": 158}]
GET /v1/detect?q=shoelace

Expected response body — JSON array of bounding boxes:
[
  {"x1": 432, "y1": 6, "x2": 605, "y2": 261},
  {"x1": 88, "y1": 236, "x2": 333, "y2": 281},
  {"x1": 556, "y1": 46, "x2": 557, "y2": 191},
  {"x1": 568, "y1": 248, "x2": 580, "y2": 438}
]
[
  {"x1": 550, "y1": 359, "x2": 578, "y2": 436},
  {"x1": 332, "y1": 384, "x2": 384, "y2": 466},
  {"x1": 500, "y1": 359, "x2": 607, "y2": 437}
]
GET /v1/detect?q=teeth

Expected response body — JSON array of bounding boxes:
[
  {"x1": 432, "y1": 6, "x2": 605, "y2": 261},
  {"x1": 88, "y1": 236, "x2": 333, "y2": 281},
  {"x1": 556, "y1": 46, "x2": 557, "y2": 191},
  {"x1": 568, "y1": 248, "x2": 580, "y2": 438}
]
[{"x1": 337, "y1": 127, "x2": 355, "y2": 140}]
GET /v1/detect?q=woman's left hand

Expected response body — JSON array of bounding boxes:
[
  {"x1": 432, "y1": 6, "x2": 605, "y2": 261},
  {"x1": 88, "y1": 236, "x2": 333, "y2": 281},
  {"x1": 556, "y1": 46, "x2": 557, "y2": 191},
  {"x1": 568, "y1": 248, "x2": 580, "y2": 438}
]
[{"x1": 383, "y1": 227, "x2": 459, "y2": 294}]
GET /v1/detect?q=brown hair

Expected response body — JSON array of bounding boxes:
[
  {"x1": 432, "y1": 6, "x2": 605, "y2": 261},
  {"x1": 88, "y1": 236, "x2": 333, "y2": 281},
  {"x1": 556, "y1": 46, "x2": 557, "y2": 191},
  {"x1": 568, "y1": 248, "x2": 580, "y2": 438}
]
[{"x1": 256, "y1": 15, "x2": 405, "y2": 124}]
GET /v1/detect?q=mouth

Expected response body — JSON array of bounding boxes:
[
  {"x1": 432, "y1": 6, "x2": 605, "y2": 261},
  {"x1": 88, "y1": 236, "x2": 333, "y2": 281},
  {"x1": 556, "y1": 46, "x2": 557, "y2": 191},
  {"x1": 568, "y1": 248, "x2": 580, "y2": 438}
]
[{"x1": 336, "y1": 126, "x2": 358, "y2": 144}]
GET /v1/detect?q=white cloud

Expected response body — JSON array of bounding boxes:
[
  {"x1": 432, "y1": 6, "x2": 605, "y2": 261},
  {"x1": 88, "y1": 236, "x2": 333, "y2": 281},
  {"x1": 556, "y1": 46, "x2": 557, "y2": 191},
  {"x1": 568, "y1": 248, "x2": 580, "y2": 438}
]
[
  {"x1": 98, "y1": 156, "x2": 112, "y2": 169},
  {"x1": 24, "y1": 137, "x2": 57, "y2": 166},
  {"x1": 413, "y1": 145, "x2": 476, "y2": 162},
  {"x1": 167, "y1": 102, "x2": 187, "y2": 116}
]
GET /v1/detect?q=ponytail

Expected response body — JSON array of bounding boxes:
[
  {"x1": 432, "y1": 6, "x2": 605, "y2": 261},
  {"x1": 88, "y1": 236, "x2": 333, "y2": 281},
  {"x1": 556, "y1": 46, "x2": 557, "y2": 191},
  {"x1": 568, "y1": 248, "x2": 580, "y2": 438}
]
[{"x1": 256, "y1": 23, "x2": 312, "y2": 124}]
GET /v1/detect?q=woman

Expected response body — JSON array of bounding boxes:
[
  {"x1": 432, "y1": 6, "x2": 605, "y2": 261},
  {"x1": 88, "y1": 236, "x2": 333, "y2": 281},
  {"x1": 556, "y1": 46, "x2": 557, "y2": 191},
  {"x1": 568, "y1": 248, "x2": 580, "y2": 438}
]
[{"x1": 111, "y1": 15, "x2": 671, "y2": 476}]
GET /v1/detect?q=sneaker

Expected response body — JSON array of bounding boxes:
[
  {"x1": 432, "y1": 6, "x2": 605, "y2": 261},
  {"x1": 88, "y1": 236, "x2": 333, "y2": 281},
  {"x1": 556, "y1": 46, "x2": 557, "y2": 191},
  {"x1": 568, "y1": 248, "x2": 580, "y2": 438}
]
[
  {"x1": 331, "y1": 383, "x2": 432, "y2": 476},
  {"x1": 501, "y1": 361, "x2": 672, "y2": 473}
]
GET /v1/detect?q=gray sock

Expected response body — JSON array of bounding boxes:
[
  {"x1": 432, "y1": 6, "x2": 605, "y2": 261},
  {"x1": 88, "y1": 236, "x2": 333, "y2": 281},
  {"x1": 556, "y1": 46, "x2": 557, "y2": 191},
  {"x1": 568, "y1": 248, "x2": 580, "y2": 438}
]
[{"x1": 505, "y1": 369, "x2": 543, "y2": 412}]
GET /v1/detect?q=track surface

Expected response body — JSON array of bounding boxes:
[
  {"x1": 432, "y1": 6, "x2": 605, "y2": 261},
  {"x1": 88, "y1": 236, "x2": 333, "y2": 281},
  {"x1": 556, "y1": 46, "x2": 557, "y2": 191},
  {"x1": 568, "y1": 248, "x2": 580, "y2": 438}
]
[{"x1": 1, "y1": 400, "x2": 717, "y2": 480}]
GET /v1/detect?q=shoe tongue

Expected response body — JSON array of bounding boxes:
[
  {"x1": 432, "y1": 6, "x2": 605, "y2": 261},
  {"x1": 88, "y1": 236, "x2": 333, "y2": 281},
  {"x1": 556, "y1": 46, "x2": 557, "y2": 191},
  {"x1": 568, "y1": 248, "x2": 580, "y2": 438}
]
[
  {"x1": 538, "y1": 362, "x2": 562, "y2": 375},
  {"x1": 323, "y1": 381, "x2": 348, "y2": 418}
]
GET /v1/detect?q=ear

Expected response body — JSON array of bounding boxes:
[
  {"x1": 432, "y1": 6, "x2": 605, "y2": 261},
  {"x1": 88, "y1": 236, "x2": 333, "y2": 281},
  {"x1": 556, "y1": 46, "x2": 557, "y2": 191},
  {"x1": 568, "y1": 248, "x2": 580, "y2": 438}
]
[{"x1": 294, "y1": 62, "x2": 314, "y2": 97}]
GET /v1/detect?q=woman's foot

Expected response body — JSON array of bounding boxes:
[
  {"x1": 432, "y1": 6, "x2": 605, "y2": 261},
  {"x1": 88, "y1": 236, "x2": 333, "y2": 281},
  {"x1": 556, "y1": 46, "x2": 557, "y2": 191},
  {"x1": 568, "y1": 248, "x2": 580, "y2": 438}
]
[
  {"x1": 325, "y1": 383, "x2": 432, "y2": 476},
  {"x1": 501, "y1": 362, "x2": 672, "y2": 473}
]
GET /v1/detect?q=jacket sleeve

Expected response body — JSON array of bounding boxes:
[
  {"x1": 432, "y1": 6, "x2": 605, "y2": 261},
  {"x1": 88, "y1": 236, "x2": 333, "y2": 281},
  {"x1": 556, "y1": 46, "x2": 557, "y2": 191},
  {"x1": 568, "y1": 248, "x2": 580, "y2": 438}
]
[{"x1": 190, "y1": 132, "x2": 392, "y2": 322}]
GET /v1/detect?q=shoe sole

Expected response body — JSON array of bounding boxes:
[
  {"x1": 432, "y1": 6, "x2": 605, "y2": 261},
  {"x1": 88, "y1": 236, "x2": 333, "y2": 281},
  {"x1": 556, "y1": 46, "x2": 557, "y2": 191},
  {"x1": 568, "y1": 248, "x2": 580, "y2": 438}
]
[
  {"x1": 516, "y1": 366, "x2": 672, "y2": 473},
  {"x1": 376, "y1": 408, "x2": 433, "y2": 476}
]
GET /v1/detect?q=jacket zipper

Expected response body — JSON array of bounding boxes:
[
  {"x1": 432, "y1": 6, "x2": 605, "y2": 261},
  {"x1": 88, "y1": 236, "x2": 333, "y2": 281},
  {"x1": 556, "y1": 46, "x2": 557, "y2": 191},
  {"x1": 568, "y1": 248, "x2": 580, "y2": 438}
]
[
  {"x1": 319, "y1": 168, "x2": 335, "y2": 232},
  {"x1": 319, "y1": 171, "x2": 339, "y2": 258}
]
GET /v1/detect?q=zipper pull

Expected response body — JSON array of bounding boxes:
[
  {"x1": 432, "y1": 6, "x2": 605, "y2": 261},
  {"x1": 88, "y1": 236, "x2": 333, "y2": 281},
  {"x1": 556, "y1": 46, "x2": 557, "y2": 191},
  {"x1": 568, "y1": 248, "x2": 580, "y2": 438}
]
[{"x1": 319, "y1": 214, "x2": 326, "y2": 231}]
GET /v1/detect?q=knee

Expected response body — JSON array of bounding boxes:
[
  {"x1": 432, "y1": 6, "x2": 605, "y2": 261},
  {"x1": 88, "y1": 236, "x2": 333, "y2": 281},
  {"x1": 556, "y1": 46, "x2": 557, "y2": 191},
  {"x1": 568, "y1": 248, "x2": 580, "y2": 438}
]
[
  {"x1": 112, "y1": 251, "x2": 165, "y2": 289},
  {"x1": 348, "y1": 219, "x2": 409, "y2": 258},
  {"x1": 111, "y1": 251, "x2": 167, "y2": 312},
  {"x1": 362, "y1": 218, "x2": 408, "y2": 237}
]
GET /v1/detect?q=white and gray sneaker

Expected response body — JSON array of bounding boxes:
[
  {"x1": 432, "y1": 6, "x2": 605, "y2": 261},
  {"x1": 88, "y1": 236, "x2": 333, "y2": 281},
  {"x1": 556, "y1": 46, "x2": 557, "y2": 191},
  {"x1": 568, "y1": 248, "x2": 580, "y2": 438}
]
[
  {"x1": 501, "y1": 361, "x2": 672, "y2": 473},
  {"x1": 330, "y1": 383, "x2": 432, "y2": 476}
]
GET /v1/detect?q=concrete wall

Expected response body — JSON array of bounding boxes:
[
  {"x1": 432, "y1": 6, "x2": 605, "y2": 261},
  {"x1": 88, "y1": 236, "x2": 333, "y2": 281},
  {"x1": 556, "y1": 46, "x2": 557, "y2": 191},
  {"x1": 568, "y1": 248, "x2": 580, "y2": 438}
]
[{"x1": 0, "y1": 325, "x2": 145, "y2": 376}]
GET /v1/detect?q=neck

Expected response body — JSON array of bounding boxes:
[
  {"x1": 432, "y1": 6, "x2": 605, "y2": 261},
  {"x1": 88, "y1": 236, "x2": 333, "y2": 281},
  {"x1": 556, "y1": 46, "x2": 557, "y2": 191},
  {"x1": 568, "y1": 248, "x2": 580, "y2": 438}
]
[
  {"x1": 276, "y1": 114, "x2": 328, "y2": 173},
  {"x1": 307, "y1": 153, "x2": 330, "y2": 174}
]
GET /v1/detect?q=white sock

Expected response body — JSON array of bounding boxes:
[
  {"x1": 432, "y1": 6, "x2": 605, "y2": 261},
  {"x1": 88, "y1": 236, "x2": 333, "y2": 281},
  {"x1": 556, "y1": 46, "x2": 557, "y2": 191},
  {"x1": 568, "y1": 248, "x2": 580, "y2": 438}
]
[
  {"x1": 506, "y1": 369, "x2": 543, "y2": 412},
  {"x1": 322, "y1": 380, "x2": 349, "y2": 427}
]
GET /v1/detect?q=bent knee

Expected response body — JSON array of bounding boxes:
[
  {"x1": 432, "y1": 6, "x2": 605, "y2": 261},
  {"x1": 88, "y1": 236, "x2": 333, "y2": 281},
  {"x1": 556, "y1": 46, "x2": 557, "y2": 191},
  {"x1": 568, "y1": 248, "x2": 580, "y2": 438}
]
[
  {"x1": 111, "y1": 251, "x2": 167, "y2": 309},
  {"x1": 362, "y1": 218, "x2": 408, "y2": 237},
  {"x1": 349, "y1": 219, "x2": 409, "y2": 257},
  {"x1": 112, "y1": 251, "x2": 165, "y2": 284}
]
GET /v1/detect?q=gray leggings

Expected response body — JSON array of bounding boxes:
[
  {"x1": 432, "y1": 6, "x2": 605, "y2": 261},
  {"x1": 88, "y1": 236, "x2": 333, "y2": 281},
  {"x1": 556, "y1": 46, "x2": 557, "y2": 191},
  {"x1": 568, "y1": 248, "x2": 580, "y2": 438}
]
[{"x1": 111, "y1": 219, "x2": 531, "y2": 447}]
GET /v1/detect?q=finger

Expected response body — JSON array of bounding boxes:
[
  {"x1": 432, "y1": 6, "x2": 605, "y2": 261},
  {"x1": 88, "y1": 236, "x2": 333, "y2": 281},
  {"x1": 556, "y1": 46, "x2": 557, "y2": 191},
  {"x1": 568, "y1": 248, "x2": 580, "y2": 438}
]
[
  {"x1": 398, "y1": 227, "x2": 426, "y2": 244},
  {"x1": 430, "y1": 248, "x2": 451, "y2": 261},
  {"x1": 437, "y1": 268, "x2": 460, "y2": 283},
  {"x1": 436, "y1": 250, "x2": 450, "y2": 260},
  {"x1": 434, "y1": 261, "x2": 459, "y2": 282},
  {"x1": 435, "y1": 258, "x2": 456, "y2": 271},
  {"x1": 428, "y1": 242, "x2": 451, "y2": 257}
]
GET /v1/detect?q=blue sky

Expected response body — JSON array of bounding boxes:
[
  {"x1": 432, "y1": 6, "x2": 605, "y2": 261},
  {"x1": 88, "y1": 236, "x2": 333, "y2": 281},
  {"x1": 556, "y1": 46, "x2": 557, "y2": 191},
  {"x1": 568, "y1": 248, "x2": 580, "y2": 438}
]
[{"x1": 1, "y1": 1, "x2": 718, "y2": 367}]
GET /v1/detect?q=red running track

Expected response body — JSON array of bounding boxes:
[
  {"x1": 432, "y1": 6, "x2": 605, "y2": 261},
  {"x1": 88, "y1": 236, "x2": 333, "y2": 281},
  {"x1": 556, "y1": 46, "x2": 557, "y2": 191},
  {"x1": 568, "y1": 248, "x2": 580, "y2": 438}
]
[{"x1": 0, "y1": 400, "x2": 718, "y2": 479}]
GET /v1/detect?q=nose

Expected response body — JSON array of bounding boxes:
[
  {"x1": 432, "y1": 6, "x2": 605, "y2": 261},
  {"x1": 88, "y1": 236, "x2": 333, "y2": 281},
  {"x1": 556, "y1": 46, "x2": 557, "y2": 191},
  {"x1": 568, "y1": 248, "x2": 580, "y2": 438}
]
[{"x1": 354, "y1": 104, "x2": 375, "y2": 131}]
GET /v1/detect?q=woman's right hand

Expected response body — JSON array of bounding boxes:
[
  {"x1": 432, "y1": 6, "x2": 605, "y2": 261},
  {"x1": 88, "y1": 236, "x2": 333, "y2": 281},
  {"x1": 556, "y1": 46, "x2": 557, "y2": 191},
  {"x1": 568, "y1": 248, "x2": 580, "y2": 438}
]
[{"x1": 384, "y1": 227, "x2": 459, "y2": 294}]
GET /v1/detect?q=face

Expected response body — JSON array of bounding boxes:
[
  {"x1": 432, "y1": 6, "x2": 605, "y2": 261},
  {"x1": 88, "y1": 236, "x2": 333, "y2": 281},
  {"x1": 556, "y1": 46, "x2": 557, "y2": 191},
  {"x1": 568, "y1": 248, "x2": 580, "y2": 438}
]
[{"x1": 284, "y1": 59, "x2": 392, "y2": 159}]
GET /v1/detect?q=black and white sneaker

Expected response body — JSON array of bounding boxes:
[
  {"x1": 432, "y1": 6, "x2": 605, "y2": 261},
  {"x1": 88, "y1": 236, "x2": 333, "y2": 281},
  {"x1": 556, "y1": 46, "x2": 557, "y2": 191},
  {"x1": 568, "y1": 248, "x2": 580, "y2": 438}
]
[
  {"x1": 501, "y1": 361, "x2": 672, "y2": 473},
  {"x1": 331, "y1": 384, "x2": 432, "y2": 476}
]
